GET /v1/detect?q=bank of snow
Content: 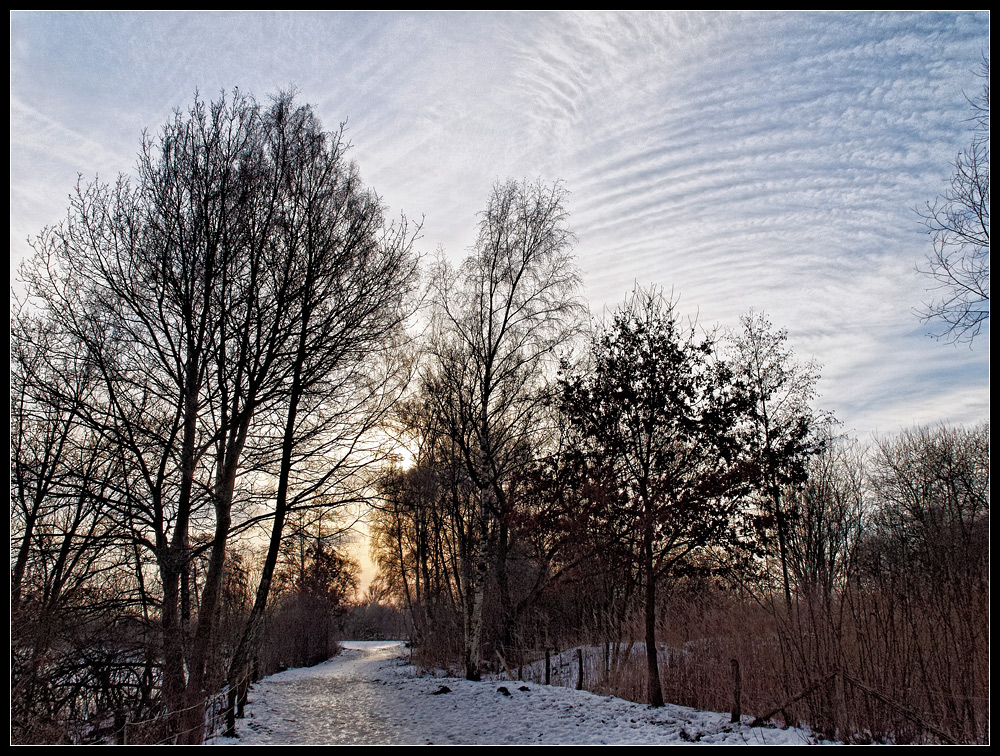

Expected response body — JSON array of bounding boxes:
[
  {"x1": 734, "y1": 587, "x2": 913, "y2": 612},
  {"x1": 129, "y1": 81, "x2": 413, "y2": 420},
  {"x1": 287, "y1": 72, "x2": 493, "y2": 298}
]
[{"x1": 212, "y1": 640, "x2": 827, "y2": 745}]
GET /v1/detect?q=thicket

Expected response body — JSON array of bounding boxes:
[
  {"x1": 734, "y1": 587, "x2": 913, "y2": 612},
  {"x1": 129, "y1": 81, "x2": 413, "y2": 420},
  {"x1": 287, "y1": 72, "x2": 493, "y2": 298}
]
[
  {"x1": 371, "y1": 279, "x2": 989, "y2": 743},
  {"x1": 375, "y1": 408, "x2": 988, "y2": 743}
]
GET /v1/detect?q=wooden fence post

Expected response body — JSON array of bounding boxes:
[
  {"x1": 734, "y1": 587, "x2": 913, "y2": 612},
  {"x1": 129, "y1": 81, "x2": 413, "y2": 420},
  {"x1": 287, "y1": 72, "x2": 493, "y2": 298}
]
[
  {"x1": 545, "y1": 649, "x2": 551, "y2": 685},
  {"x1": 576, "y1": 648, "x2": 583, "y2": 690},
  {"x1": 225, "y1": 687, "x2": 237, "y2": 738},
  {"x1": 731, "y1": 659, "x2": 742, "y2": 723}
]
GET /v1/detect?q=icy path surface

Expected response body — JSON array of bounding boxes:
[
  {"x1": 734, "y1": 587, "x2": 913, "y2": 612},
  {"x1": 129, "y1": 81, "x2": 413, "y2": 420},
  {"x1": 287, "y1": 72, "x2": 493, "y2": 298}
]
[{"x1": 212, "y1": 640, "x2": 824, "y2": 745}]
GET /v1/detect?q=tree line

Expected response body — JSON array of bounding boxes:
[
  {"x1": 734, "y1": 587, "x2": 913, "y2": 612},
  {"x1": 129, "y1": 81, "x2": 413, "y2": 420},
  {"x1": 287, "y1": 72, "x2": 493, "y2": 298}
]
[
  {"x1": 11, "y1": 88, "x2": 989, "y2": 744},
  {"x1": 12, "y1": 89, "x2": 418, "y2": 743},
  {"x1": 372, "y1": 180, "x2": 987, "y2": 741}
]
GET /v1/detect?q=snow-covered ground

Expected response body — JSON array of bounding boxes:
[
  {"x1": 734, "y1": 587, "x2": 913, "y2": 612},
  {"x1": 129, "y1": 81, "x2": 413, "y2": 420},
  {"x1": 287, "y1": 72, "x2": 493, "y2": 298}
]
[{"x1": 211, "y1": 640, "x2": 829, "y2": 745}]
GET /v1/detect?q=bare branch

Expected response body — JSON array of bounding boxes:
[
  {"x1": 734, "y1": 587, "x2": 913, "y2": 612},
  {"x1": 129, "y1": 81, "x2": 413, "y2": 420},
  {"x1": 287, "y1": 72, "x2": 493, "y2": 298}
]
[{"x1": 916, "y1": 56, "x2": 989, "y2": 344}]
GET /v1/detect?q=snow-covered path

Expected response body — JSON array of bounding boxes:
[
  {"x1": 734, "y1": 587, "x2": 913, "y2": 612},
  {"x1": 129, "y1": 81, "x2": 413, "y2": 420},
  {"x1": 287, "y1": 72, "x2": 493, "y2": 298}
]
[
  {"x1": 215, "y1": 642, "x2": 411, "y2": 744},
  {"x1": 212, "y1": 641, "x2": 824, "y2": 745}
]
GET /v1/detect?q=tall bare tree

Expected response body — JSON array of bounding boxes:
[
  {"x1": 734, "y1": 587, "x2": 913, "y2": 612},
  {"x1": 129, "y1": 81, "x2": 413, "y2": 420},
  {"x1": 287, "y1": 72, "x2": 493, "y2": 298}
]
[
  {"x1": 10, "y1": 302, "x2": 146, "y2": 741},
  {"x1": 21, "y1": 91, "x2": 265, "y2": 740},
  {"x1": 917, "y1": 57, "x2": 989, "y2": 344},
  {"x1": 224, "y1": 94, "x2": 419, "y2": 728},
  {"x1": 424, "y1": 178, "x2": 585, "y2": 679},
  {"x1": 728, "y1": 311, "x2": 831, "y2": 604}
]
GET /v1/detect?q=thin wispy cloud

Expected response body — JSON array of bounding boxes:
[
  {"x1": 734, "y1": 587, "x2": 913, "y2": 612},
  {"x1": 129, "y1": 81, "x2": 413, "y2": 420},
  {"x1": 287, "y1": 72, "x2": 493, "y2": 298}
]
[{"x1": 10, "y1": 10, "x2": 988, "y2": 438}]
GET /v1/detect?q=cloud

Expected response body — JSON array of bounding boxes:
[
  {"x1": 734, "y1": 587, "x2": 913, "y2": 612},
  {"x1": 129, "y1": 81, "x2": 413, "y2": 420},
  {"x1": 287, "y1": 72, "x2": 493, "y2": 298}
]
[{"x1": 10, "y1": 11, "x2": 989, "y2": 437}]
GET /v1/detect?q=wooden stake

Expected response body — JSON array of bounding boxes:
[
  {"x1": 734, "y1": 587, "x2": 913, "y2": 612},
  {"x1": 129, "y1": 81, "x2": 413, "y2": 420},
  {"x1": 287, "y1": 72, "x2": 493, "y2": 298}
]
[{"x1": 731, "y1": 659, "x2": 742, "y2": 723}]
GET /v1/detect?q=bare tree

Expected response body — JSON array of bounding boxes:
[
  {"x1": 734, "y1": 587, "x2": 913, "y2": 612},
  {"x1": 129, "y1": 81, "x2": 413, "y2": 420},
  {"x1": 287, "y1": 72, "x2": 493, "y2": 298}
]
[
  {"x1": 11, "y1": 303, "x2": 146, "y2": 742},
  {"x1": 850, "y1": 423, "x2": 989, "y2": 742},
  {"x1": 369, "y1": 386, "x2": 489, "y2": 670},
  {"x1": 424, "y1": 178, "x2": 586, "y2": 679},
  {"x1": 917, "y1": 57, "x2": 989, "y2": 344},
  {"x1": 785, "y1": 437, "x2": 864, "y2": 603},
  {"x1": 728, "y1": 311, "x2": 832, "y2": 604},
  {"x1": 225, "y1": 94, "x2": 419, "y2": 728},
  {"x1": 20, "y1": 91, "x2": 263, "y2": 741}
]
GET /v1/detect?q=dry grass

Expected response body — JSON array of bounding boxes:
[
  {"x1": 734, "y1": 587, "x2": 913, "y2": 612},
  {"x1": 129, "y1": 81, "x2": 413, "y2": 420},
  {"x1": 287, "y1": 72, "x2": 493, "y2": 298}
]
[{"x1": 581, "y1": 588, "x2": 987, "y2": 744}]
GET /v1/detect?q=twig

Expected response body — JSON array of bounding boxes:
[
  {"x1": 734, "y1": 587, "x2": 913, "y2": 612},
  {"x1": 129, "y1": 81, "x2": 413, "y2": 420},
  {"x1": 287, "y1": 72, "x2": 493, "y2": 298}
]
[
  {"x1": 842, "y1": 673, "x2": 958, "y2": 745},
  {"x1": 751, "y1": 671, "x2": 838, "y2": 727}
]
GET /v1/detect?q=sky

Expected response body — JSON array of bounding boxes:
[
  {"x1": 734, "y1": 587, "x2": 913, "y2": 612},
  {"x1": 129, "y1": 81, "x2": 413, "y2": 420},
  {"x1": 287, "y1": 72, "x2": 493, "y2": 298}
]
[
  {"x1": 209, "y1": 640, "x2": 830, "y2": 745},
  {"x1": 10, "y1": 11, "x2": 990, "y2": 441}
]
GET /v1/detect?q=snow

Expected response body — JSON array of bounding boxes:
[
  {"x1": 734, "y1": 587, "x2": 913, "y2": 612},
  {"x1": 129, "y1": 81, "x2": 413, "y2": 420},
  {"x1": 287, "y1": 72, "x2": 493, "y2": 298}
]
[{"x1": 211, "y1": 640, "x2": 830, "y2": 745}]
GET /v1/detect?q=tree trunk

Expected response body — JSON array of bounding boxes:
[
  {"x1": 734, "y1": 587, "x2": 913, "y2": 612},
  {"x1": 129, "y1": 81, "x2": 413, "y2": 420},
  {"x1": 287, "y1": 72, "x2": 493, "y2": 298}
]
[
  {"x1": 227, "y1": 314, "x2": 311, "y2": 719},
  {"x1": 464, "y1": 512, "x2": 489, "y2": 681},
  {"x1": 643, "y1": 518, "x2": 664, "y2": 707}
]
